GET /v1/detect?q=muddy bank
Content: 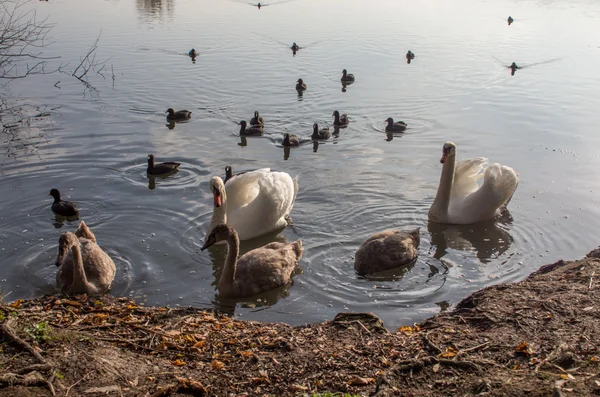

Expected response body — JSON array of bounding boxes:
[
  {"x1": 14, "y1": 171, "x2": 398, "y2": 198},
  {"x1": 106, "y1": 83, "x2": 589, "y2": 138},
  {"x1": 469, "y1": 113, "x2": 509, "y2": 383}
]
[{"x1": 1, "y1": 249, "x2": 600, "y2": 397}]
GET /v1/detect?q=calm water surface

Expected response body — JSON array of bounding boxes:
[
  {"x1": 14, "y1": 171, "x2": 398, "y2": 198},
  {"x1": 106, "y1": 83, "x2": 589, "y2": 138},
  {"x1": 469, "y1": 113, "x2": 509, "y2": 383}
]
[{"x1": 1, "y1": 0, "x2": 600, "y2": 329}]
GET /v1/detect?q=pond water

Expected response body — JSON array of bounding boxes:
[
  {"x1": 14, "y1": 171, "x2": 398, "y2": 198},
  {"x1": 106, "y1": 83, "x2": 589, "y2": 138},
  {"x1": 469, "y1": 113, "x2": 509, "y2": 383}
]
[{"x1": 1, "y1": 0, "x2": 600, "y2": 329}]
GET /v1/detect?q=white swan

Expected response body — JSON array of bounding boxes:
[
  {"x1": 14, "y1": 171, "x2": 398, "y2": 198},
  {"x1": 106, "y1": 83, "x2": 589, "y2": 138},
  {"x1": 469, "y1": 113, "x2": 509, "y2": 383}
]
[
  {"x1": 428, "y1": 141, "x2": 519, "y2": 225},
  {"x1": 207, "y1": 168, "x2": 299, "y2": 241}
]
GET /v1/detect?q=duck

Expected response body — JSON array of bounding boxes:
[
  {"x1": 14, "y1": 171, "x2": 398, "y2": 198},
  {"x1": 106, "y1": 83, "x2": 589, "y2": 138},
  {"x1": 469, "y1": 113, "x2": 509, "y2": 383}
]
[
  {"x1": 385, "y1": 117, "x2": 408, "y2": 132},
  {"x1": 354, "y1": 228, "x2": 420, "y2": 276},
  {"x1": 207, "y1": 169, "x2": 298, "y2": 241},
  {"x1": 311, "y1": 123, "x2": 330, "y2": 140},
  {"x1": 55, "y1": 221, "x2": 116, "y2": 295},
  {"x1": 291, "y1": 42, "x2": 300, "y2": 52},
  {"x1": 406, "y1": 50, "x2": 415, "y2": 60},
  {"x1": 250, "y1": 111, "x2": 264, "y2": 126},
  {"x1": 238, "y1": 120, "x2": 264, "y2": 136},
  {"x1": 224, "y1": 165, "x2": 249, "y2": 184},
  {"x1": 147, "y1": 154, "x2": 180, "y2": 175},
  {"x1": 296, "y1": 79, "x2": 307, "y2": 91},
  {"x1": 49, "y1": 188, "x2": 79, "y2": 218},
  {"x1": 332, "y1": 110, "x2": 349, "y2": 126},
  {"x1": 282, "y1": 133, "x2": 300, "y2": 147},
  {"x1": 428, "y1": 141, "x2": 519, "y2": 225},
  {"x1": 166, "y1": 108, "x2": 191, "y2": 121},
  {"x1": 189, "y1": 48, "x2": 197, "y2": 58},
  {"x1": 507, "y1": 16, "x2": 514, "y2": 25},
  {"x1": 341, "y1": 69, "x2": 355, "y2": 83},
  {"x1": 201, "y1": 224, "x2": 302, "y2": 298}
]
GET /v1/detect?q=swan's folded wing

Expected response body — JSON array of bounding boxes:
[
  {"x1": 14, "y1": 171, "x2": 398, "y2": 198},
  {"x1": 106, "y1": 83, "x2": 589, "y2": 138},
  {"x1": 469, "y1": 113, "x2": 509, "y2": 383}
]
[
  {"x1": 225, "y1": 168, "x2": 271, "y2": 208},
  {"x1": 452, "y1": 163, "x2": 519, "y2": 221},
  {"x1": 451, "y1": 157, "x2": 487, "y2": 200}
]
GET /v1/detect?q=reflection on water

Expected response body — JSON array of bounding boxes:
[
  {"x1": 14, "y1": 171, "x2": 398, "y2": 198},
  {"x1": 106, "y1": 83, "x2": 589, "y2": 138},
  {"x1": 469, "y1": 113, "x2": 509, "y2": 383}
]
[
  {"x1": 136, "y1": 0, "x2": 174, "y2": 22},
  {"x1": 427, "y1": 213, "x2": 514, "y2": 264}
]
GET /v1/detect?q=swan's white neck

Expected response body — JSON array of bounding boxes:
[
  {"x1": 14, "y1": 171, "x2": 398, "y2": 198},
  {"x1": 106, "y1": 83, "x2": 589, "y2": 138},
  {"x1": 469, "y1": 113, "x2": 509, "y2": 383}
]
[
  {"x1": 207, "y1": 189, "x2": 227, "y2": 243},
  {"x1": 429, "y1": 154, "x2": 456, "y2": 223},
  {"x1": 219, "y1": 232, "x2": 239, "y2": 291}
]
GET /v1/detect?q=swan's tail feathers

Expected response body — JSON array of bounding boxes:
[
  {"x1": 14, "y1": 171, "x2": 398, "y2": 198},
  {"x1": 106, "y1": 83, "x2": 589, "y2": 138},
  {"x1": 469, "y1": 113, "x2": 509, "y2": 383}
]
[
  {"x1": 75, "y1": 220, "x2": 97, "y2": 243},
  {"x1": 291, "y1": 240, "x2": 303, "y2": 260}
]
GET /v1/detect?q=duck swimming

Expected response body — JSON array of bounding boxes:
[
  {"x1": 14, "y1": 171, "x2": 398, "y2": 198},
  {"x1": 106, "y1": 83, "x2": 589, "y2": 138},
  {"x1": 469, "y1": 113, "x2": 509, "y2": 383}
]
[
  {"x1": 188, "y1": 48, "x2": 197, "y2": 58},
  {"x1": 341, "y1": 69, "x2": 355, "y2": 83},
  {"x1": 282, "y1": 133, "x2": 300, "y2": 147},
  {"x1": 238, "y1": 120, "x2": 264, "y2": 136},
  {"x1": 311, "y1": 123, "x2": 330, "y2": 140},
  {"x1": 296, "y1": 78, "x2": 307, "y2": 91},
  {"x1": 49, "y1": 188, "x2": 79, "y2": 218},
  {"x1": 510, "y1": 62, "x2": 520, "y2": 76},
  {"x1": 55, "y1": 221, "x2": 116, "y2": 295},
  {"x1": 354, "y1": 228, "x2": 420, "y2": 276},
  {"x1": 332, "y1": 110, "x2": 349, "y2": 126},
  {"x1": 250, "y1": 111, "x2": 264, "y2": 126},
  {"x1": 385, "y1": 117, "x2": 407, "y2": 132},
  {"x1": 147, "y1": 154, "x2": 181, "y2": 175},
  {"x1": 507, "y1": 16, "x2": 514, "y2": 25},
  {"x1": 201, "y1": 224, "x2": 303, "y2": 298},
  {"x1": 166, "y1": 108, "x2": 191, "y2": 121},
  {"x1": 406, "y1": 50, "x2": 415, "y2": 64}
]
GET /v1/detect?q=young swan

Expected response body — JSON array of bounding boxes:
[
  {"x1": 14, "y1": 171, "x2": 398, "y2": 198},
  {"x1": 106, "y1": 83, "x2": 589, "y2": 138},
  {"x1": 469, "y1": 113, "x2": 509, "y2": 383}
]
[
  {"x1": 332, "y1": 110, "x2": 349, "y2": 126},
  {"x1": 201, "y1": 224, "x2": 303, "y2": 298},
  {"x1": 55, "y1": 221, "x2": 116, "y2": 295},
  {"x1": 354, "y1": 228, "x2": 420, "y2": 276}
]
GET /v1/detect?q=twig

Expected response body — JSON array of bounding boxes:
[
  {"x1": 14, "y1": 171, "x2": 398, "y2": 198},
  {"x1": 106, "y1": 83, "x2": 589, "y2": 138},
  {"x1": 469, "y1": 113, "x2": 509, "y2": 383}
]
[
  {"x1": 455, "y1": 341, "x2": 490, "y2": 358},
  {"x1": 422, "y1": 334, "x2": 442, "y2": 355},
  {"x1": 0, "y1": 318, "x2": 45, "y2": 363},
  {"x1": 353, "y1": 320, "x2": 371, "y2": 335},
  {"x1": 15, "y1": 363, "x2": 52, "y2": 374},
  {"x1": 589, "y1": 270, "x2": 595, "y2": 290},
  {"x1": 65, "y1": 372, "x2": 91, "y2": 397}
]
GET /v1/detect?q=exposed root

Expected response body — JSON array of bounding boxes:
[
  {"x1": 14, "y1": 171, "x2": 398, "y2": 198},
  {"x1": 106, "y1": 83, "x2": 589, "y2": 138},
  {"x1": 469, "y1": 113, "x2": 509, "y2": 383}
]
[{"x1": 0, "y1": 318, "x2": 45, "y2": 363}]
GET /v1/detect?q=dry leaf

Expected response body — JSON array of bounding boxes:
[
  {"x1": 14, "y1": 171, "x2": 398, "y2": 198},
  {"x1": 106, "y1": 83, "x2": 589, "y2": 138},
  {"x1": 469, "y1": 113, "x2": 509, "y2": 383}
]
[
  {"x1": 440, "y1": 347, "x2": 458, "y2": 358},
  {"x1": 290, "y1": 384, "x2": 309, "y2": 392},
  {"x1": 560, "y1": 374, "x2": 575, "y2": 380},
  {"x1": 513, "y1": 364, "x2": 520, "y2": 370},
  {"x1": 398, "y1": 325, "x2": 419, "y2": 334},
  {"x1": 348, "y1": 376, "x2": 376, "y2": 386},
  {"x1": 239, "y1": 350, "x2": 254, "y2": 359},
  {"x1": 171, "y1": 359, "x2": 186, "y2": 366},
  {"x1": 211, "y1": 360, "x2": 225, "y2": 370},
  {"x1": 193, "y1": 340, "x2": 205, "y2": 348},
  {"x1": 433, "y1": 363, "x2": 440, "y2": 373},
  {"x1": 594, "y1": 380, "x2": 600, "y2": 387},
  {"x1": 515, "y1": 341, "x2": 533, "y2": 355},
  {"x1": 126, "y1": 304, "x2": 138, "y2": 310},
  {"x1": 591, "y1": 357, "x2": 598, "y2": 362},
  {"x1": 10, "y1": 299, "x2": 24, "y2": 308}
]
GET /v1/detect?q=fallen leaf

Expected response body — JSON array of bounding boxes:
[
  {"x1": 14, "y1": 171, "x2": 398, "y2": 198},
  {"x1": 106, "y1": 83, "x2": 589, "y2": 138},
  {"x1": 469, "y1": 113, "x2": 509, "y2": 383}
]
[
  {"x1": 515, "y1": 341, "x2": 533, "y2": 355},
  {"x1": 290, "y1": 384, "x2": 309, "y2": 392},
  {"x1": 440, "y1": 347, "x2": 458, "y2": 358},
  {"x1": 171, "y1": 359, "x2": 186, "y2": 366},
  {"x1": 239, "y1": 350, "x2": 254, "y2": 359},
  {"x1": 10, "y1": 300, "x2": 24, "y2": 308},
  {"x1": 591, "y1": 357, "x2": 598, "y2": 362},
  {"x1": 560, "y1": 374, "x2": 575, "y2": 380},
  {"x1": 594, "y1": 380, "x2": 600, "y2": 387},
  {"x1": 433, "y1": 363, "x2": 440, "y2": 373},
  {"x1": 348, "y1": 376, "x2": 376, "y2": 386},
  {"x1": 513, "y1": 364, "x2": 520, "y2": 370},
  {"x1": 146, "y1": 376, "x2": 156, "y2": 381},
  {"x1": 193, "y1": 341, "x2": 205, "y2": 348},
  {"x1": 126, "y1": 304, "x2": 138, "y2": 310},
  {"x1": 211, "y1": 360, "x2": 224, "y2": 370},
  {"x1": 398, "y1": 325, "x2": 419, "y2": 334}
]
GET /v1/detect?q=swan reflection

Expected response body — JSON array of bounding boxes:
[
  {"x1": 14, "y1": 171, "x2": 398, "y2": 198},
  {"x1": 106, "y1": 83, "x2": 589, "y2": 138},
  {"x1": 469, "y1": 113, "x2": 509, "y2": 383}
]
[{"x1": 427, "y1": 212, "x2": 514, "y2": 263}]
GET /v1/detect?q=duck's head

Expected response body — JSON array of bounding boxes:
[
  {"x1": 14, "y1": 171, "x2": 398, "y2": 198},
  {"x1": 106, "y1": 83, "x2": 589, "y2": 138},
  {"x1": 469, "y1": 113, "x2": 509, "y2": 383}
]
[
  {"x1": 148, "y1": 153, "x2": 154, "y2": 164},
  {"x1": 510, "y1": 62, "x2": 518, "y2": 69},
  {"x1": 313, "y1": 123, "x2": 318, "y2": 132},
  {"x1": 209, "y1": 176, "x2": 225, "y2": 208},
  {"x1": 225, "y1": 165, "x2": 232, "y2": 179},
  {"x1": 342, "y1": 69, "x2": 348, "y2": 76},
  {"x1": 440, "y1": 141, "x2": 456, "y2": 164},
  {"x1": 238, "y1": 120, "x2": 247, "y2": 128},
  {"x1": 385, "y1": 117, "x2": 394, "y2": 124},
  {"x1": 297, "y1": 78, "x2": 303, "y2": 84},
  {"x1": 166, "y1": 108, "x2": 175, "y2": 116},
  {"x1": 254, "y1": 111, "x2": 260, "y2": 118},
  {"x1": 201, "y1": 223, "x2": 233, "y2": 250},
  {"x1": 332, "y1": 110, "x2": 339, "y2": 117},
  {"x1": 55, "y1": 232, "x2": 79, "y2": 267},
  {"x1": 48, "y1": 188, "x2": 60, "y2": 200}
]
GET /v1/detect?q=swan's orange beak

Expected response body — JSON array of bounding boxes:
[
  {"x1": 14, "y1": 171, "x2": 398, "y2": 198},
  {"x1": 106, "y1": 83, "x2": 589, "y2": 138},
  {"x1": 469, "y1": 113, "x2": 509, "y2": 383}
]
[
  {"x1": 213, "y1": 190, "x2": 221, "y2": 207},
  {"x1": 440, "y1": 152, "x2": 449, "y2": 164}
]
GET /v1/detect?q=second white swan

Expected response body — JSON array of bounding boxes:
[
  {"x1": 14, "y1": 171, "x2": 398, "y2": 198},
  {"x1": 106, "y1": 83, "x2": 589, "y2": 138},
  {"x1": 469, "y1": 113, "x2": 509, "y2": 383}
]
[
  {"x1": 207, "y1": 168, "x2": 299, "y2": 241},
  {"x1": 428, "y1": 141, "x2": 519, "y2": 225}
]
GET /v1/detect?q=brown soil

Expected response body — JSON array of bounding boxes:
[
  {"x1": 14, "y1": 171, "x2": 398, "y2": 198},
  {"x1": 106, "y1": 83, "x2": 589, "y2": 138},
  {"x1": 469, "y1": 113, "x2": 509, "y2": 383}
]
[{"x1": 2, "y1": 249, "x2": 600, "y2": 397}]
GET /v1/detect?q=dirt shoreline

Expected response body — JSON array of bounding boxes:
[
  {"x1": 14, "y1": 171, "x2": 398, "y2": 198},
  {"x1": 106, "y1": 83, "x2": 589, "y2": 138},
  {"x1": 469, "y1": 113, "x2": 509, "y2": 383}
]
[{"x1": 1, "y1": 249, "x2": 600, "y2": 397}]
